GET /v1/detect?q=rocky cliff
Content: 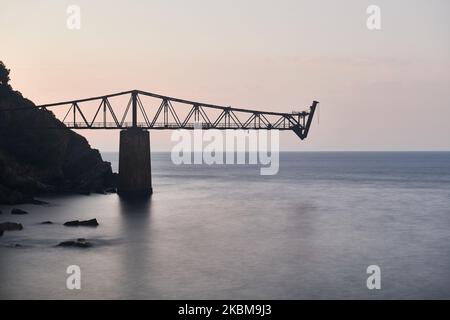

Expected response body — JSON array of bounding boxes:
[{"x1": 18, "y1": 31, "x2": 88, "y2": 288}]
[{"x1": 0, "y1": 65, "x2": 116, "y2": 204}]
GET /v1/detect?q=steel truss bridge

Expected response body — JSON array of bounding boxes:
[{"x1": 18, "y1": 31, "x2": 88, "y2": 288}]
[{"x1": 37, "y1": 90, "x2": 318, "y2": 140}]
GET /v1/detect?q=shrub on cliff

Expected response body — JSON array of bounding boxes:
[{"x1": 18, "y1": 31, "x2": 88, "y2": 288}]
[{"x1": 0, "y1": 61, "x2": 11, "y2": 88}]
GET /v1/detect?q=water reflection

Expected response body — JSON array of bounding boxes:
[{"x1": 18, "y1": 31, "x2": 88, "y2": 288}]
[
  {"x1": 116, "y1": 196, "x2": 156, "y2": 298},
  {"x1": 117, "y1": 196, "x2": 153, "y2": 240}
]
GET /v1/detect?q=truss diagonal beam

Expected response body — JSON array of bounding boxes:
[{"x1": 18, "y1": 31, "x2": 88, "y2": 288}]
[{"x1": 36, "y1": 90, "x2": 318, "y2": 140}]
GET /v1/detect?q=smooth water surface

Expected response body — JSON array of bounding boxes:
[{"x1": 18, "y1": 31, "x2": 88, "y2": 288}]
[{"x1": 1, "y1": 152, "x2": 450, "y2": 299}]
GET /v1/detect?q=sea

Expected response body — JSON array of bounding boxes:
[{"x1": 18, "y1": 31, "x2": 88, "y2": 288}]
[{"x1": 1, "y1": 152, "x2": 450, "y2": 299}]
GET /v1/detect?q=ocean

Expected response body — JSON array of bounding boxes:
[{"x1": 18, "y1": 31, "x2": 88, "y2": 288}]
[{"x1": 1, "y1": 152, "x2": 450, "y2": 299}]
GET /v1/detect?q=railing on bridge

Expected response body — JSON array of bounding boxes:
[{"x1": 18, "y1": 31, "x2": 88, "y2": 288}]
[
  {"x1": 38, "y1": 90, "x2": 318, "y2": 140},
  {"x1": 64, "y1": 121, "x2": 299, "y2": 130}
]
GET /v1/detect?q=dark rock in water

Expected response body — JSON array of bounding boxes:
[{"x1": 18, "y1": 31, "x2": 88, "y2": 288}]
[
  {"x1": 40, "y1": 221, "x2": 53, "y2": 224},
  {"x1": 57, "y1": 238, "x2": 92, "y2": 248},
  {"x1": 64, "y1": 220, "x2": 78, "y2": 226},
  {"x1": 0, "y1": 230, "x2": 3, "y2": 237},
  {"x1": 64, "y1": 218, "x2": 99, "y2": 227},
  {"x1": 57, "y1": 241, "x2": 72, "y2": 247},
  {"x1": 0, "y1": 209, "x2": 2, "y2": 214},
  {"x1": 30, "y1": 199, "x2": 49, "y2": 205},
  {"x1": 11, "y1": 208, "x2": 28, "y2": 215},
  {"x1": 0, "y1": 222, "x2": 23, "y2": 232},
  {"x1": 105, "y1": 187, "x2": 117, "y2": 194}
]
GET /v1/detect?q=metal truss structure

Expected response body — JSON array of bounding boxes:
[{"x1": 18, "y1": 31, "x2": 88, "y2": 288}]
[{"x1": 37, "y1": 90, "x2": 318, "y2": 140}]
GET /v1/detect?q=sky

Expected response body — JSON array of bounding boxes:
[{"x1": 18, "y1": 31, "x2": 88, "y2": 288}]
[{"x1": 1, "y1": 0, "x2": 449, "y2": 151}]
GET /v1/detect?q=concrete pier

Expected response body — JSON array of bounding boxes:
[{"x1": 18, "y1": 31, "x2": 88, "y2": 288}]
[{"x1": 118, "y1": 129, "x2": 152, "y2": 197}]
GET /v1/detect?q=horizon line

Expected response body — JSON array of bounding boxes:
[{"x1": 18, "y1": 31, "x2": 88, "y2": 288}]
[{"x1": 99, "y1": 150, "x2": 450, "y2": 153}]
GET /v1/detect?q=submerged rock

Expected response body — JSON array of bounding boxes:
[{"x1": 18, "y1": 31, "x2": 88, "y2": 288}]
[
  {"x1": 11, "y1": 208, "x2": 28, "y2": 215},
  {"x1": 40, "y1": 221, "x2": 53, "y2": 224},
  {"x1": 30, "y1": 199, "x2": 49, "y2": 205},
  {"x1": 63, "y1": 218, "x2": 99, "y2": 227},
  {"x1": 105, "y1": 187, "x2": 117, "y2": 194},
  {"x1": 0, "y1": 222, "x2": 23, "y2": 232},
  {"x1": 57, "y1": 238, "x2": 92, "y2": 248}
]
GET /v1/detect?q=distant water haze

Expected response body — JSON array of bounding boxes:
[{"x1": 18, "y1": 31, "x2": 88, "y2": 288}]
[{"x1": 1, "y1": 152, "x2": 450, "y2": 299}]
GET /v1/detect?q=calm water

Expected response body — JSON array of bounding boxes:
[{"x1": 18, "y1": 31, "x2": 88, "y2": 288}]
[{"x1": 1, "y1": 152, "x2": 450, "y2": 299}]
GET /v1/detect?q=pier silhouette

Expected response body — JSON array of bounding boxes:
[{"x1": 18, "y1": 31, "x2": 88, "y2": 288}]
[{"x1": 36, "y1": 90, "x2": 318, "y2": 196}]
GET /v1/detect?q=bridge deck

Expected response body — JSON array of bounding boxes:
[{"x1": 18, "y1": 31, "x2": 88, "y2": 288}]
[
  {"x1": 65, "y1": 122, "x2": 298, "y2": 130},
  {"x1": 33, "y1": 90, "x2": 318, "y2": 139}
]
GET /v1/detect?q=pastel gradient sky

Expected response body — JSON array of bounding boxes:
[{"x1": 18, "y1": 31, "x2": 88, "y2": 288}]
[{"x1": 1, "y1": 0, "x2": 449, "y2": 151}]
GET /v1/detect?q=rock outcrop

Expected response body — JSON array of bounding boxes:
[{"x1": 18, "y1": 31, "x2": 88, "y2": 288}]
[
  {"x1": 63, "y1": 218, "x2": 99, "y2": 227},
  {"x1": 11, "y1": 208, "x2": 28, "y2": 215},
  {"x1": 0, "y1": 222, "x2": 23, "y2": 236},
  {"x1": 57, "y1": 238, "x2": 92, "y2": 248},
  {"x1": 0, "y1": 62, "x2": 117, "y2": 204}
]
